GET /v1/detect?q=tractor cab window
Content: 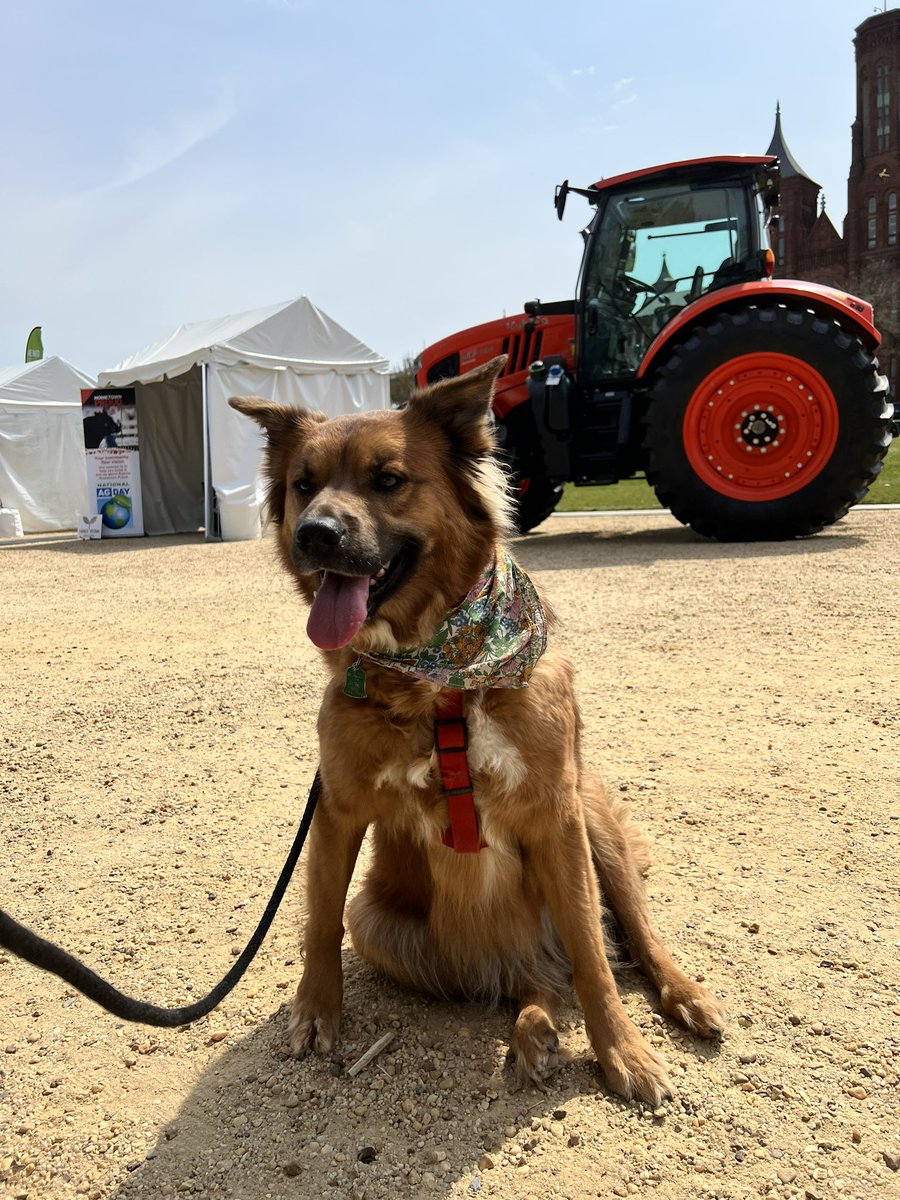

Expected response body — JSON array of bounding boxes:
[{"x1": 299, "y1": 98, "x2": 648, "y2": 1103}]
[{"x1": 580, "y1": 181, "x2": 753, "y2": 381}]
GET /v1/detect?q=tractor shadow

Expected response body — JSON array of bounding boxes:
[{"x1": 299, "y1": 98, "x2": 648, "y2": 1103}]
[{"x1": 512, "y1": 519, "x2": 866, "y2": 571}]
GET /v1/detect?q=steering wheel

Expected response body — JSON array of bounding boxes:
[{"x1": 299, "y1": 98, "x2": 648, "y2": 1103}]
[{"x1": 621, "y1": 275, "x2": 672, "y2": 317}]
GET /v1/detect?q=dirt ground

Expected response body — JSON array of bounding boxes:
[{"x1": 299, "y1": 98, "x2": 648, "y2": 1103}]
[{"x1": 1, "y1": 509, "x2": 898, "y2": 1200}]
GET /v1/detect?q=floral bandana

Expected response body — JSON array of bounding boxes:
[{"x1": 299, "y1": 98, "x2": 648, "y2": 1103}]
[{"x1": 363, "y1": 548, "x2": 548, "y2": 690}]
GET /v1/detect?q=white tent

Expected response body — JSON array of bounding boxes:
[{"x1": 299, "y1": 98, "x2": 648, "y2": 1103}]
[
  {"x1": 99, "y1": 296, "x2": 390, "y2": 541},
  {"x1": 0, "y1": 356, "x2": 94, "y2": 533}
]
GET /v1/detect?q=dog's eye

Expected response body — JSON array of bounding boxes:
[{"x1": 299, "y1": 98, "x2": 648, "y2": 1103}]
[
  {"x1": 294, "y1": 478, "x2": 313, "y2": 494},
  {"x1": 375, "y1": 472, "x2": 404, "y2": 491}
]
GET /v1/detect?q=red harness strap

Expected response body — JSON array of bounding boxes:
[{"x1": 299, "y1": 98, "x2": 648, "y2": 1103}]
[{"x1": 434, "y1": 690, "x2": 486, "y2": 853}]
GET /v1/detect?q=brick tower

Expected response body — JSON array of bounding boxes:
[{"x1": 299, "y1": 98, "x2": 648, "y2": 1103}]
[
  {"x1": 847, "y1": 6, "x2": 899, "y2": 393},
  {"x1": 768, "y1": 7, "x2": 899, "y2": 392}
]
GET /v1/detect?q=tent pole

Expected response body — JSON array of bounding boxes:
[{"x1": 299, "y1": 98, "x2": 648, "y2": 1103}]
[{"x1": 201, "y1": 364, "x2": 217, "y2": 541}]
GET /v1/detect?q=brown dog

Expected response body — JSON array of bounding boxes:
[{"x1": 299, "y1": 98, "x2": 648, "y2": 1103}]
[{"x1": 230, "y1": 357, "x2": 724, "y2": 1103}]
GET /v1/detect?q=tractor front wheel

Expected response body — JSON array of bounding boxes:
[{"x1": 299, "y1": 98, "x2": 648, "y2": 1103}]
[
  {"x1": 513, "y1": 475, "x2": 565, "y2": 534},
  {"x1": 643, "y1": 305, "x2": 893, "y2": 540}
]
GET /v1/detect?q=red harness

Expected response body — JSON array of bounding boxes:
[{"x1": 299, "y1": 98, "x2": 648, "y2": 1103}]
[{"x1": 434, "y1": 691, "x2": 486, "y2": 854}]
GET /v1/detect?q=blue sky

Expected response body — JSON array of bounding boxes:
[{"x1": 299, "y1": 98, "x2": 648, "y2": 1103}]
[{"x1": 1, "y1": 0, "x2": 890, "y2": 376}]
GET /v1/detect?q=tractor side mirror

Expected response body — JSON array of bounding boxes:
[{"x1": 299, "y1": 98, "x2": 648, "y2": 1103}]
[{"x1": 555, "y1": 180, "x2": 569, "y2": 221}]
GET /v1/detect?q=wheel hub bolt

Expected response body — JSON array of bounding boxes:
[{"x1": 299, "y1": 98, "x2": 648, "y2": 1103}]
[{"x1": 740, "y1": 410, "x2": 780, "y2": 447}]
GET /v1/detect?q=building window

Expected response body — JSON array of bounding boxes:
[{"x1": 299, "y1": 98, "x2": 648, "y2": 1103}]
[
  {"x1": 876, "y1": 65, "x2": 891, "y2": 152},
  {"x1": 867, "y1": 196, "x2": 877, "y2": 249},
  {"x1": 889, "y1": 192, "x2": 897, "y2": 247}
]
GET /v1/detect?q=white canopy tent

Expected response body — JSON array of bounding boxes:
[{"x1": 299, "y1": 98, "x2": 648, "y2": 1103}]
[
  {"x1": 0, "y1": 356, "x2": 94, "y2": 533},
  {"x1": 99, "y1": 297, "x2": 390, "y2": 541}
]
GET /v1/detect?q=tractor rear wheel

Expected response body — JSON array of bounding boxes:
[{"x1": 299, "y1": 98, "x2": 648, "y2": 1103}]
[{"x1": 642, "y1": 305, "x2": 893, "y2": 540}]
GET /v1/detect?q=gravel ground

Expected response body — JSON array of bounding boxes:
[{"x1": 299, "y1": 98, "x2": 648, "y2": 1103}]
[{"x1": 1, "y1": 509, "x2": 898, "y2": 1200}]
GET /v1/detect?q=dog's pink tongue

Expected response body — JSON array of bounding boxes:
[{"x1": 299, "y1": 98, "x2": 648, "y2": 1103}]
[{"x1": 307, "y1": 571, "x2": 371, "y2": 650}]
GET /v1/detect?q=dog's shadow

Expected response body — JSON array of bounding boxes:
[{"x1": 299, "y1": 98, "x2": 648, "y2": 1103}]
[{"x1": 107, "y1": 951, "x2": 722, "y2": 1200}]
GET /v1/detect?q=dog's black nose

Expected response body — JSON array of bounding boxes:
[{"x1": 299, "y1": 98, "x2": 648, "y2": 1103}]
[{"x1": 295, "y1": 516, "x2": 346, "y2": 557}]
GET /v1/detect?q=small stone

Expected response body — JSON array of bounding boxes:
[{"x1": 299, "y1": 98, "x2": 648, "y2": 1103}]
[
  {"x1": 552, "y1": 1108, "x2": 567, "y2": 1120},
  {"x1": 568, "y1": 1134, "x2": 582, "y2": 1148},
  {"x1": 4, "y1": 1045, "x2": 17, "y2": 1054},
  {"x1": 207, "y1": 1032, "x2": 228, "y2": 1044},
  {"x1": 282, "y1": 1161, "x2": 302, "y2": 1177},
  {"x1": 884, "y1": 1152, "x2": 900, "y2": 1172},
  {"x1": 847, "y1": 1086, "x2": 868, "y2": 1099},
  {"x1": 478, "y1": 1154, "x2": 495, "y2": 1171},
  {"x1": 852, "y1": 1128, "x2": 862, "y2": 1143},
  {"x1": 357, "y1": 1146, "x2": 377, "y2": 1164}
]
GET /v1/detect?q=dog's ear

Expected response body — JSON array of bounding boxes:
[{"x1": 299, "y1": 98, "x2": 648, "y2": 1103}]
[
  {"x1": 229, "y1": 396, "x2": 323, "y2": 445},
  {"x1": 406, "y1": 356, "x2": 507, "y2": 456},
  {"x1": 229, "y1": 396, "x2": 325, "y2": 527}
]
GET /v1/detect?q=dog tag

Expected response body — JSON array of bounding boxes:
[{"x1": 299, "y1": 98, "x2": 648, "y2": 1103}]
[{"x1": 343, "y1": 661, "x2": 367, "y2": 699}]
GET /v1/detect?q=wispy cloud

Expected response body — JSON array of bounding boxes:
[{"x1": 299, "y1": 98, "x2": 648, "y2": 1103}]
[
  {"x1": 571, "y1": 65, "x2": 596, "y2": 77},
  {"x1": 113, "y1": 94, "x2": 238, "y2": 189}
]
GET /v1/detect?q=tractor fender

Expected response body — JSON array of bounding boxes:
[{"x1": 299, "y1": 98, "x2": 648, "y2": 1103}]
[{"x1": 636, "y1": 279, "x2": 881, "y2": 382}]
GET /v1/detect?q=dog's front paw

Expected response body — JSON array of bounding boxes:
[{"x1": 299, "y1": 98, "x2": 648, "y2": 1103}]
[
  {"x1": 508, "y1": 1004, "x2": 560, "y2": 1089},
  {"x1": 660, "y1": 979, "x2": 726, "y2": 1040},
  {"x1": 596, "y1": 1026, "x2": 673, "y2": 1106},
  {"x1": 288, "y1": 988, "x2": 341, "y2": 1057}
]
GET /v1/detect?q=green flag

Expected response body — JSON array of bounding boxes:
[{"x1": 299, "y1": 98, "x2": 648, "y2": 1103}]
[{"x1": 25, "y1": 327, "x2": 43, "y2": 362}]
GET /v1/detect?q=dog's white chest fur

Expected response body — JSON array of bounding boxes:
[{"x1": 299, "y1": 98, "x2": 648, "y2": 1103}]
[
  {"x1": 464, "y1": 702, "x2": 527, "y2": 792},
  {"x1": 373, "y1": 700, "x2": 526, "y2": 850},
  {"x1": 374, "y1": 702, "x2": 525, "y2": 797}
]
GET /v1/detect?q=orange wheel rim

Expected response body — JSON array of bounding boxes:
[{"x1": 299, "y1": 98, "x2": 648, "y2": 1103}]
[{"x1": 682, "y1": 352, "x2": 840, "y2": 501}]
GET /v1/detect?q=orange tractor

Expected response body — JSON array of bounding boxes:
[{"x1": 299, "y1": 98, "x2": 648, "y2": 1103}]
[{"x1": 414, "y1": 155, "x2": 894, "y2": 539}]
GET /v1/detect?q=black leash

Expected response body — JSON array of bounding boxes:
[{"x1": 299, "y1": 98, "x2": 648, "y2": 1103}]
[{"x1": 0, "y1": 771, "x2": 321, "y2": 1027}]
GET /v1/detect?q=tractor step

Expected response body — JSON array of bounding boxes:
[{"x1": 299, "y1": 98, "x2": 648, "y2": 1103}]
[{"x1": 572, "y1": 389, "x2": 630, "y2": 484}]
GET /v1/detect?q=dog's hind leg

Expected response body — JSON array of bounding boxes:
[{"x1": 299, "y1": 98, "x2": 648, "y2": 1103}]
[
  {"x1": 508, "y1": 988, "x2": 560, "y2": 1088},
  {"x1": 345, "y1": 828, "x2": 449, "y2": 996},
  {"x1": 346, "y1": 888, "x2": 446, "y2": 995},
  {"x1": 582, "y1": 780, "x2": 726, "y2": 1039}
]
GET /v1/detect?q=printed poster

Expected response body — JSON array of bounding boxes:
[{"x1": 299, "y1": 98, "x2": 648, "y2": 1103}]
[{"x1": 80, "y1": 388, "x2": 144, "y2": 537}]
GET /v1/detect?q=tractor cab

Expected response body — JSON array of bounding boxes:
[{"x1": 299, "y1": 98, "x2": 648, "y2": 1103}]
[{"x1": 563, "y1": 156, "x2": 779, "y2": 386}]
